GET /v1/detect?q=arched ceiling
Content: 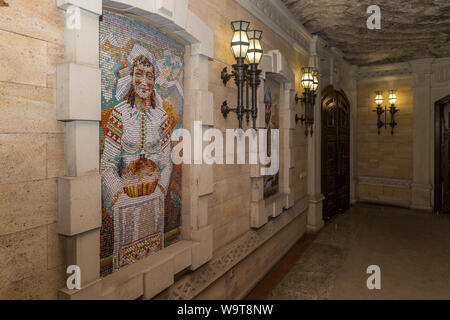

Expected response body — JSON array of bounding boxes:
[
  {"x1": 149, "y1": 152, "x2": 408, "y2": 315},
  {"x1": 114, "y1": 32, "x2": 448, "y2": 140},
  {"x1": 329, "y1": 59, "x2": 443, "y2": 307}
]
[{"x1": 280, "y1": 0, "x2": 450, "y2": 66}]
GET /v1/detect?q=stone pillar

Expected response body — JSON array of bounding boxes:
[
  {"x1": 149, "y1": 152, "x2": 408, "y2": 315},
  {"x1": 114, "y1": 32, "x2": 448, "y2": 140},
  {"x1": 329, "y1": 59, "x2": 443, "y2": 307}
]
[
  {"x1": 307, "y1": 36, "x2": 325, "y2": 232},
  {"x1": 184, "y1": 52, "x2": 214, "y2": 270},
  {"x1": 56, "y1": 0, "x2": 103, "y2": 287},
  {"x1": 348, "y1": 65, "x2": 359, "y2": 204},
  {"x1": 410, "y1": 59, "x2": 434, "y2": 211}
]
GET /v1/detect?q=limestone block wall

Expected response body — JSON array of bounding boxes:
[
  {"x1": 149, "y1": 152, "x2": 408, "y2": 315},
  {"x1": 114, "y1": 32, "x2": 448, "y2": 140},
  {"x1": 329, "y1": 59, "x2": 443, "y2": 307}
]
[
  {"x1": 153, "y1": 0, "x2": 312, "y2": 300},
  {"x1": 356, "y1": 76, "x2": 414, "y2": 207},
  {"x1": 0, "y1": 0, "x2": 348, "y2": 300},
  {"x1": 188, "y1": 0, "x2": 308, "y2": 254},
  {"x1": 0, "y1": 0, "x2": 67, "y2": 299}
]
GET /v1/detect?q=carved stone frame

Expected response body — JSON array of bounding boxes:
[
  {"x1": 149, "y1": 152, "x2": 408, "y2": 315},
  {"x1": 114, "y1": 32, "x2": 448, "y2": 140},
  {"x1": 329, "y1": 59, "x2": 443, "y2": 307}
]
[
  {"x1": 250, "y1": 50, "x2": 296, "y2": 228},
  {"x1": 56, "y1": 0, "x2": 215, "y2": 299}
]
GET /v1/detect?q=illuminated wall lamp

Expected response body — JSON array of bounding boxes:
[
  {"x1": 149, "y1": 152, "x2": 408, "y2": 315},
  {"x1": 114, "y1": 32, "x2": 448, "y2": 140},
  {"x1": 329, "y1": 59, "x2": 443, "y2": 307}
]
[{"x1": 220, "y1": 21, "x2": 263, "y2": 130}]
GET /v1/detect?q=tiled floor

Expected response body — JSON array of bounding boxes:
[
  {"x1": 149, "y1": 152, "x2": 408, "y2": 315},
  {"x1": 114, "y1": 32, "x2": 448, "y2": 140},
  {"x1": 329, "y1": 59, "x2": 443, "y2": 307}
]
[{"x1": 247, "y1": 203, "x2": 450, "y2": 300}]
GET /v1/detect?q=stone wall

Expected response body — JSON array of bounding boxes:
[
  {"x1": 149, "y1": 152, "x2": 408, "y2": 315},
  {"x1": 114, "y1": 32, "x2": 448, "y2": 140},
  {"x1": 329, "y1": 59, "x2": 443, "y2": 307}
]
[
  {"x1": 188, "y1": 0, "x2": 308, "y2": 253},
  {"x1": 356, "y1": 77, "x2": 414, "y2": 207},
  {"x1": 0, "y1": 0, "x2": 348, "y2": 300},
  {"x1": 0, "y1": 0, "x2": 66, "y2": 299}
]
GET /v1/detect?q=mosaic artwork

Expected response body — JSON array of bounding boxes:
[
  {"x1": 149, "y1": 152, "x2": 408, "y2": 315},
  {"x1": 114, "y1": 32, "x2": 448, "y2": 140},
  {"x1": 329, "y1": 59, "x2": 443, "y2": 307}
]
[
  {"x1": 263, "y1": 76, "x2": 280, "y2": 199},
  {"x1": 99, "y1": 12, "x2": 184, "y2": 276}
]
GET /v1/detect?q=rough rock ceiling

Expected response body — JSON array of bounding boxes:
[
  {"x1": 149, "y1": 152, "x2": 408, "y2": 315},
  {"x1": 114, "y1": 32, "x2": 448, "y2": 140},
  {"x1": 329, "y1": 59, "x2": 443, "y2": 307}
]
[{"x1": 281, "y1": 0, "x2": 450, "y2": 66}]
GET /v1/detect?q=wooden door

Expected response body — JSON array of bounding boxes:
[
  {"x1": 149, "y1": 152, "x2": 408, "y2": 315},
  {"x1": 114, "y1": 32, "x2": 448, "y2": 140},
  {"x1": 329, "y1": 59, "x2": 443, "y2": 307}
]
[
  {"x1": 322, "y1": 87, "x2": 350, "y2": 220},
  {"x1": 436, "y1": 98, "x2": 450, "y2": 213},
  {"x1": 443, "y1": 103, "x2": 450, "y2": 212}
]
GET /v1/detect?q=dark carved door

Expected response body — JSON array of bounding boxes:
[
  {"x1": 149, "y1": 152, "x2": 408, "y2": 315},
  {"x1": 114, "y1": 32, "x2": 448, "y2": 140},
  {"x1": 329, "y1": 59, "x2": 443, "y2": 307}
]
[
  {"x1": 435, "y1": 97, "x2": 450, "y2": 213},
  {"x1": 322, "y1": 87, "x2": 350, "y2": 220},
  {"x1": 439, "y1": 101, "x2": 450, "y2": 212}
]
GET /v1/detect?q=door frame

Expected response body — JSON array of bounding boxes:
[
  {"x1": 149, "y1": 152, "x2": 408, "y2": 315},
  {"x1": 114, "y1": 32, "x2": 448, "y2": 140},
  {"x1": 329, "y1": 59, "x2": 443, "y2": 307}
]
[
  {"x1": 435, "y1": 95, "x2": 450, "y2": 213},
  {"x1": 321, "y1": 85, "x2": 351, "y2": 220}
]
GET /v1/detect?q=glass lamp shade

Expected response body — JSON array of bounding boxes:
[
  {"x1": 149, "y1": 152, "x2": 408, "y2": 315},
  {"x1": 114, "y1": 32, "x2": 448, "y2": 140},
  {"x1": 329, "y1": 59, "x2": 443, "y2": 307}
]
[
  {"x1": 388, "y1": 90, "x2": 397, "y2": 105},
  {"x1": 301, "y1": 67, "x2": 315, "y2": 90},
  {"x1": 311, "y1": 72, "x2": 319, "y2": 92},
  {"x1": 375, "y1": 91, "x2": 384, "y2": 106},
  {"x1": 246, "y1": 30, "x2": 263, "y2": 65},
  {"x1": 231, "y1": 21, "x2": 250, "y2": 59}
]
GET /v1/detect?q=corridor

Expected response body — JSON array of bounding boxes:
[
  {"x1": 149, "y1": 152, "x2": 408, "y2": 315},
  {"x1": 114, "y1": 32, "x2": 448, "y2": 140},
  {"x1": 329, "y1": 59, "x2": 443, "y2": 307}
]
[{"x1": 251, "y1": 204, "x2": 450, "y2": 300}]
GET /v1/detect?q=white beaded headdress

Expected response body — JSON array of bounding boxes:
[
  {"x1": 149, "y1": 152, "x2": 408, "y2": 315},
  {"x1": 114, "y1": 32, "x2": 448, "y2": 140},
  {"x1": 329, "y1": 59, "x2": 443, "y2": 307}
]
[{"x1": 115, "y1": 44, "x2": 160, "y2": 102}]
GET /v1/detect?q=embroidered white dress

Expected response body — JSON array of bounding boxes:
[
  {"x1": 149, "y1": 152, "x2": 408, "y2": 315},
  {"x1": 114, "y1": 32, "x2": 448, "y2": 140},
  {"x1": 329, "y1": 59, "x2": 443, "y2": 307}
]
[{"x1": 101, "y1": 101, "x2": 173, "y2": 269}]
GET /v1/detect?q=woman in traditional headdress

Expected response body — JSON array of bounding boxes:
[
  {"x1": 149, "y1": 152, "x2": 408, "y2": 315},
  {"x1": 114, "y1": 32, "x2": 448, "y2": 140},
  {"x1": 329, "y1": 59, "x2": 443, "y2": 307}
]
[{"x1": 101, "y1": 44, "x2": 174, "y2": 269}]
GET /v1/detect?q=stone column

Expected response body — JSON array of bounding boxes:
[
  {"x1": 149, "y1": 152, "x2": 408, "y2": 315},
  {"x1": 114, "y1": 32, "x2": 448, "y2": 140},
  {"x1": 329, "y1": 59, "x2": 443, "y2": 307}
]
[
  {"x1": 56, "y1": 0, "x2": 103, "y2": 288},
  {"x1": 410, "y1": 59, "x2": 434, "y2": 211},
  {"x1": 348, "y1": 65, "x2": 359, "y2": 204},
  {"x1": 307, "y1": 36, "x2": 325, "y2": 232}
]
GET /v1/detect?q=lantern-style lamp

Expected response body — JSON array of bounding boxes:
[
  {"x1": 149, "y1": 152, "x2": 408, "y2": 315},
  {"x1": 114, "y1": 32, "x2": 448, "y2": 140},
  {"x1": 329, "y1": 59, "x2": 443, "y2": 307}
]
[
  {"x1": 231, "y1": 21, "x2": 250, "y2": 60},
  {"x1": 375, "y1": 91, "x2": 384, "y2": 106},
  {"x1": 246, "y1": 30, "x2": 263, "y2": 65},
  {"x1": 301, "y1": 67, "x2": 315, "y2": 91},
  {"x1": 246, "y1": 30, "x2": 263, "y2": 129},
  {"x1": 388, "y1": 90, "x2": 399, "y2": 135},
  {"x1": 295, "y1": 67, "x2": 319, "y2": 137},
  {"x1": 388, "y1": 90, "x2": 397, "y2": 106},
  {"x1": 220, "y1": 22, "x2": 263, "y2": 130},
  {"x1": 311, "y1": 72, "x2": 319, "y2": 93},
  {"x1": 374, "y1": 91, "x2": 386, "y2": 136}
]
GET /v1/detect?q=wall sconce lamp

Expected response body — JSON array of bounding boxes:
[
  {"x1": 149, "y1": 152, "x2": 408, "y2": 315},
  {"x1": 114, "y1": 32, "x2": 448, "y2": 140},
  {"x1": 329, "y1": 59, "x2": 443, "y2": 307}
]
[
  {"x1": 373, "y1": 90, "x2": 399, "y2": 136},
  {"x1": 388, "y1": 90, "x2": 399, "y2": 135},
  {"x1": 220, "y1": 21, "x2": 263, "y2": 130},
  {"x1": 295, "y1": 67, "x2": 319, "y2": 137}
]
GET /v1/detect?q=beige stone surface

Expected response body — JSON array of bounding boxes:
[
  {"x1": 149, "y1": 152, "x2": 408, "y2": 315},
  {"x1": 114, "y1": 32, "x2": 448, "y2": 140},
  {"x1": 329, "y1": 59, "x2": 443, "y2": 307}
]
[
  {"x1": 357, "y1": 80, "x2": 413, "y2": 179},
  {"x1": 358, "y1": 184, "x2": 411, "y2": 207},
  {"x1": 0, "y1": 0, "x2": 64, "y2": 45},
  {"x1": 0, "y1": 83, "x2": 63, "y2": 134},
  {"x1": 59, "y1": 240, "x2": 198, "y2": 300},
  {"x1": 47, "y1": 223, "x2": 65, "y2": 270},
  {"x1": 190, "y1": 226, "x2": 213, "y2": 270},
  {"x1": 143, "y1": 259, "x2": 174, "y2": 300},
  {"x1": 64, "y1": 8, "x2": 100, "y2": 66},
  {"x1": 47, "y1": 43, "x2": 65, "y2": 89},
  {"x1": 0, "y1": 134, "x2": 47, "y2": 184},
  {"x1": 65, "y1": 229, "x2": 100, "y2": 286},
  {"x1": 0, "y1": 265, "x2": 66, "y2": 300},
  {"x1": 65, "y1": 121, "x2": 99, "y2": 176},
  {"x1": 0, "y1": 179, "x2": 57, "y2": 236},
  {"x1": 56, "y1": 63, "x2": 101, "y2": 121},
  {"x1": 0, "y1": 30, "x2": 48, "y2": 87},
  {"x1": 195, "y1": 211, "x2": 307, "y2": 299},
  {"x1": 0, "y1": 226, "x2": 47, "y2": 291},
  {"x1": 58, "y1": 174, "x2": 101, "y2": 236},
  {"x1": 57, "y1": 0, "x2": 103, "y2": 16},
  {"x1": 47, "y1": 134, "x2": 66, "y2": 178},
  {"x1": 0, "y1": 0, "x2": 310, "y2": 300}
]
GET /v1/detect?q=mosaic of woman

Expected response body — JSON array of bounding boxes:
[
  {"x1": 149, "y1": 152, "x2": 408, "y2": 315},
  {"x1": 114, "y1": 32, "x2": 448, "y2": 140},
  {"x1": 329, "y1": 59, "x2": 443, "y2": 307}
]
[{"x1": 101, "y1": 44, "x2": 174, "y2": 270}]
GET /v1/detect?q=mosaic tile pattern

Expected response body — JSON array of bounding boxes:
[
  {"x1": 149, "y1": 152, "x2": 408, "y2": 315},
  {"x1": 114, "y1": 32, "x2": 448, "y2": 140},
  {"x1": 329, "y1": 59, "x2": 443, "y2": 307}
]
[{"x1": 99, "y1": 11, "x2": 184, "y2": 276}]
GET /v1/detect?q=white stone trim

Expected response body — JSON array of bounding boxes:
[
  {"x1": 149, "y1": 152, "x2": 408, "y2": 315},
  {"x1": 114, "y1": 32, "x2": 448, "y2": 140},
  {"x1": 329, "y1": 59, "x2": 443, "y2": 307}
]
[
  {"x1": 249, "y1": 50, "x2": 296, "y2": 229},
  {"x1": 57, "y1": 0, "x2": 103, "y2": 15},
  {"x1": 56, "y1": 0, "x2": 215, "y2": 300}
]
